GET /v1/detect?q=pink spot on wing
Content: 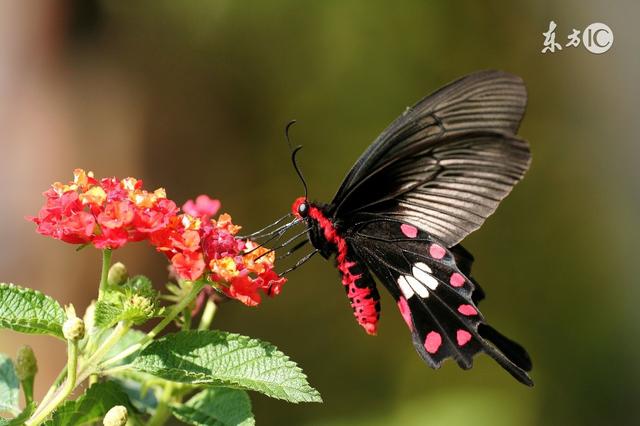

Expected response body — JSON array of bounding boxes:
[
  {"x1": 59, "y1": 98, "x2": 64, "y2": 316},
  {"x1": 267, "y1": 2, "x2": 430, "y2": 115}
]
[
  {"x1": 424, "y1": 331, "x2": 442, "y2": 354},
  {"x1": 457, "y1": 329, "x2": 472, "y2": 346},
  {"x1": 400, "y1": 224, "x2": 418, "y2": 238},
  {"x1": 429, "y1": 244, "x2": 446, "y2": 259},
  {"x1": 449, "y1": 272, "x2": 465, "y2": 287},
  {"x1": 458, "y1": 304, "x2": 478, "y2": 316},
  {"x1": 397, "y1": 297, "x2": 413, "y2": 330}
]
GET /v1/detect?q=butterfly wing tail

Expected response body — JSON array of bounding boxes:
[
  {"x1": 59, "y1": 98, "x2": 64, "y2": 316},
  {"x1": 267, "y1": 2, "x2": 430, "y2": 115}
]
[{"x1": 479, "y1": 323, "x2": 533, "y2": 372}]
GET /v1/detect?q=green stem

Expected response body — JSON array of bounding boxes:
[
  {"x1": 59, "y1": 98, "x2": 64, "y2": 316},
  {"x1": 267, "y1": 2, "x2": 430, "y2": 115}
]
[
  {"x1": 101, "y1": 280, "x2": 205, "y2": 368},
  {"x1": 82, "y1": 321, "x2": 130, "y2": 373},
  {"x1": 37, "y1": 365, "x2": 67, "y2": 412},
  {"x1": 21, "y1": 378, "x2": 34, "y2": 406},
  {"x1": 98, "y1": 249, "x2": 112, "y2": 300},
  {"x1": 147, "y1": 382, "x2": 175, "y2": 426},
  {"x1": 198, "y1": 299, "x2": 217, "y2": 330},
  {"x1": 26, "y1": 341, "x2": 78, "y2": 426},
  {"x1": 182, "y1": 307, "x2": 192, "y2": 331}
]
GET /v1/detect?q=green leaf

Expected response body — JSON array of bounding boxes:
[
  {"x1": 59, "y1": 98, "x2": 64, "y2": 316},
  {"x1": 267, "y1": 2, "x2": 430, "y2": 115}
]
[
  {"x1": 0, "y1": 283, "x2": 65, "y2": 339},
  {"x1": 103, "y1": 329, "x2": 146, "y2": 364},
  {"x1": 112, "y1": 377, "x2": 158, "y2": 416},
  {"x1": 171, "y1": 387, "x2": 254, "y2": 426},
  {"x1": 132, "y1": 330, "x2": 322, "y2": 403},
  {"x1": 0, "y1": 354, "x2": 20, "y2": 416},
  {"x1": 94, "y1": 278, "x2": 160, "y2": 329},
  {"x1": 43, "y1": 381, "x2": 134, "y2": 426}
]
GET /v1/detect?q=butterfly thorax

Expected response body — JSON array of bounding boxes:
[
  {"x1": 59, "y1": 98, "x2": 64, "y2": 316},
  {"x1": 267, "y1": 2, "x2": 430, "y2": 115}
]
[{"x1": 291, "y1": 197, "x2": 342, "y2": 259}]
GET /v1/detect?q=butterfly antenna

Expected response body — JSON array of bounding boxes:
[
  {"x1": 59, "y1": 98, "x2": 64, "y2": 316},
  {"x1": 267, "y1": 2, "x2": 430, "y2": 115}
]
[{"x1": 285, "y1": 120, "x2": 309, "y2": 200}]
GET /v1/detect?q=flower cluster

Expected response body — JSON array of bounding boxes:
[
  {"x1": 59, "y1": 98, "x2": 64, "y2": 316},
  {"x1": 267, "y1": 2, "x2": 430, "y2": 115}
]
[
  {"x1": 150, "y1": 196, "x2": 285, "y2": 307},
  {"x1": 29, "y1": 170, "x2": 286, "y2": 306},
  {"x1": 29, "y1": 169, "x2": 177, "y2": 249}
]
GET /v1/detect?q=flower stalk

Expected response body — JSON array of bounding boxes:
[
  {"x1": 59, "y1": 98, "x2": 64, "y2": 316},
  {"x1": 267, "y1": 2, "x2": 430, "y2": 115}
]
[
  {"x1": 26, "y1": 340, "x2": 78, "y2": 426},
  {"x1": 198, "y1": 298, "x2": 217, "y2": 330},
  {"x1": 99, "y1": 249, "x2": 112, "y2": 300}
]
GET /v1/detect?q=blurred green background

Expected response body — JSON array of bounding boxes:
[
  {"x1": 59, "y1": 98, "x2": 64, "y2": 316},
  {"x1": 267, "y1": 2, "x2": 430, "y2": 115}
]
[{"x1": 1, "y1": 1, "x2": 638, "y2": 425}]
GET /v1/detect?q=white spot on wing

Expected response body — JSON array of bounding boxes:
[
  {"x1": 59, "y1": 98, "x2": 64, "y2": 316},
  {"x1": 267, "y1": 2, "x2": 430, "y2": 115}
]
[
  {"x1": 397, "y1": 275, "x2": 414, "y2": 299},
  {"x1": 414, "y1": 262, "x2": 432, "y2": 273},
  {"x1": 412, "y1": 266, "x2": 439, "y2": 291},
  {"x1": 405, "y1": 275, "x2": 429, "y2": 298}
]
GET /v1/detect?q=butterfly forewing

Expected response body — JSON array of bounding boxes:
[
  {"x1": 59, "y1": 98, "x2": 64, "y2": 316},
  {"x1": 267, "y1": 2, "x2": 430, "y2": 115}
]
[{"x1": 331, "y1": 71, "x2": 531, "y2": 247}]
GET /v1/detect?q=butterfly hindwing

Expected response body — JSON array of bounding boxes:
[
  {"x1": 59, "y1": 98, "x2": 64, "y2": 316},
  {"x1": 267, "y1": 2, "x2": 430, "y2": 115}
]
[{"x1": 348, "y1": 217, "x2": 533, "y2": 385}]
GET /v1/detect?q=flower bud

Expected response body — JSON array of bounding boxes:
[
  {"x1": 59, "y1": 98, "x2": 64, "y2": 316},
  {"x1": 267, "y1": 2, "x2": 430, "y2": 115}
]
[
  {"x1": 130, "y1": 294, "x2": 153, "y2": 314},
  {"x1": 15, "y1": 346, "x2": 38, "y2": 381},
  {"x1": 108, "y1": 262, "x2": 128, "y2": 286},
  {"x1": 63, "y1": 305, "x2": 85, "y2": 341},
  {"x1": 103, "y1": 405, "x2": 128, "y2": 426}
]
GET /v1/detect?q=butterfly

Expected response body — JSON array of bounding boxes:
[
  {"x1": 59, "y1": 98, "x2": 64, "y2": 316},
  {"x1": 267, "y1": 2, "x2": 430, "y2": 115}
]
[{"x1": 249, "y1": 70, "x2": 533, "y2": 385}]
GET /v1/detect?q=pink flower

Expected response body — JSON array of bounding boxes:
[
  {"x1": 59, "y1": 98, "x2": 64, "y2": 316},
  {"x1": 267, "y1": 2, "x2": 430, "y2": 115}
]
[{"x1": 182, "y1": 195, "x2": 220, "y2": 221}]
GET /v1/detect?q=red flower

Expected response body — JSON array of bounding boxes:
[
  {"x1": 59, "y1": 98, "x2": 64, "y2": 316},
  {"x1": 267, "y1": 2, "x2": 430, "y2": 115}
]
[
  {"x1": 201, "y1": 228, "x2": 242, "y2": 261},
  {"x1": 222, "y1": 275, "x2": 261, "y2": 307},
  {"x1": 94, "y1": 227, "x2": 129, "y2": 249},
  {"x1": 29, "y1": 169, "x2": 177, "y2": 250},
  {"x1": 30, "y1": 170, "x2": 288, "y2": 308},
  {"x1": 171, "y1": 251, "x2": 206, "y2": 281},
  {"x1": 259, "y1": 269, "x2": 287, "y2": 297},
  {"x1": 133, "y1": 199, "x2": 178, "y2": 234},
  {"x1": 97, "y1": 200, "x2": 135, "y2": 229}
]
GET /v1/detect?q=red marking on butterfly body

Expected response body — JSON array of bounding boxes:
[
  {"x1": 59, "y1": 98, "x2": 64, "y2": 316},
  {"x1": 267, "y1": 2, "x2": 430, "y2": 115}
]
[{"x1": 296, "y1": 199, "x2": 378, "y2": 335}]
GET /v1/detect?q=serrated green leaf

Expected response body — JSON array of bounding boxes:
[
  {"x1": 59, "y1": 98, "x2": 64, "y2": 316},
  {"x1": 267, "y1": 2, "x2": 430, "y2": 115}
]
[
  {"x1": 0, "y1": 283, "x2": 65, "y2": 339},
  {"x1": 171, "y1": 387, "x2": 254, "y2": 426},
  {"x1": 93, "y1": 301, "x2": 120, "y2": 328},
  {"x1": 0, "y1": 354, "x2": 19, "y2": 416},
  {"x1": 132, "y1": 330, "x2": 322, "y2": 403},
  {"x1": 43, "y1": 381, "x2": 133, "y2": 426}
]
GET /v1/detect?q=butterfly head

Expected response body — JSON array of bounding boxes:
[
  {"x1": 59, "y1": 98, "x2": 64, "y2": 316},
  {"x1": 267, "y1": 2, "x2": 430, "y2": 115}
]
[{"x1": 292, "y1": 196, "x2": 309, "y2": 219}]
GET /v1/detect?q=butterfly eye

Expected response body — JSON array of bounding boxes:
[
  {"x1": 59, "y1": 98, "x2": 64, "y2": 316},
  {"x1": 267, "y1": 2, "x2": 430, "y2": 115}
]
[{"x1": 298, "y1": 202, "x2": 308, "y2": 217}]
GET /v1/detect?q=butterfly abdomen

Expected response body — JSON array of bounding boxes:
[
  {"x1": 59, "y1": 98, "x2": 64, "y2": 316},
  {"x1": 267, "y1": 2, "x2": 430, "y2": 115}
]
[{"x1": 292, "y1": 197, "x2": 380, "y2": 334}]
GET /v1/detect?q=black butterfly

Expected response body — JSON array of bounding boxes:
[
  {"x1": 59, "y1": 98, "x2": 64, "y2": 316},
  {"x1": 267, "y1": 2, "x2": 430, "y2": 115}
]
[{"x1": 248, "y1": 70, "x2": 533, "y2": 385}]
